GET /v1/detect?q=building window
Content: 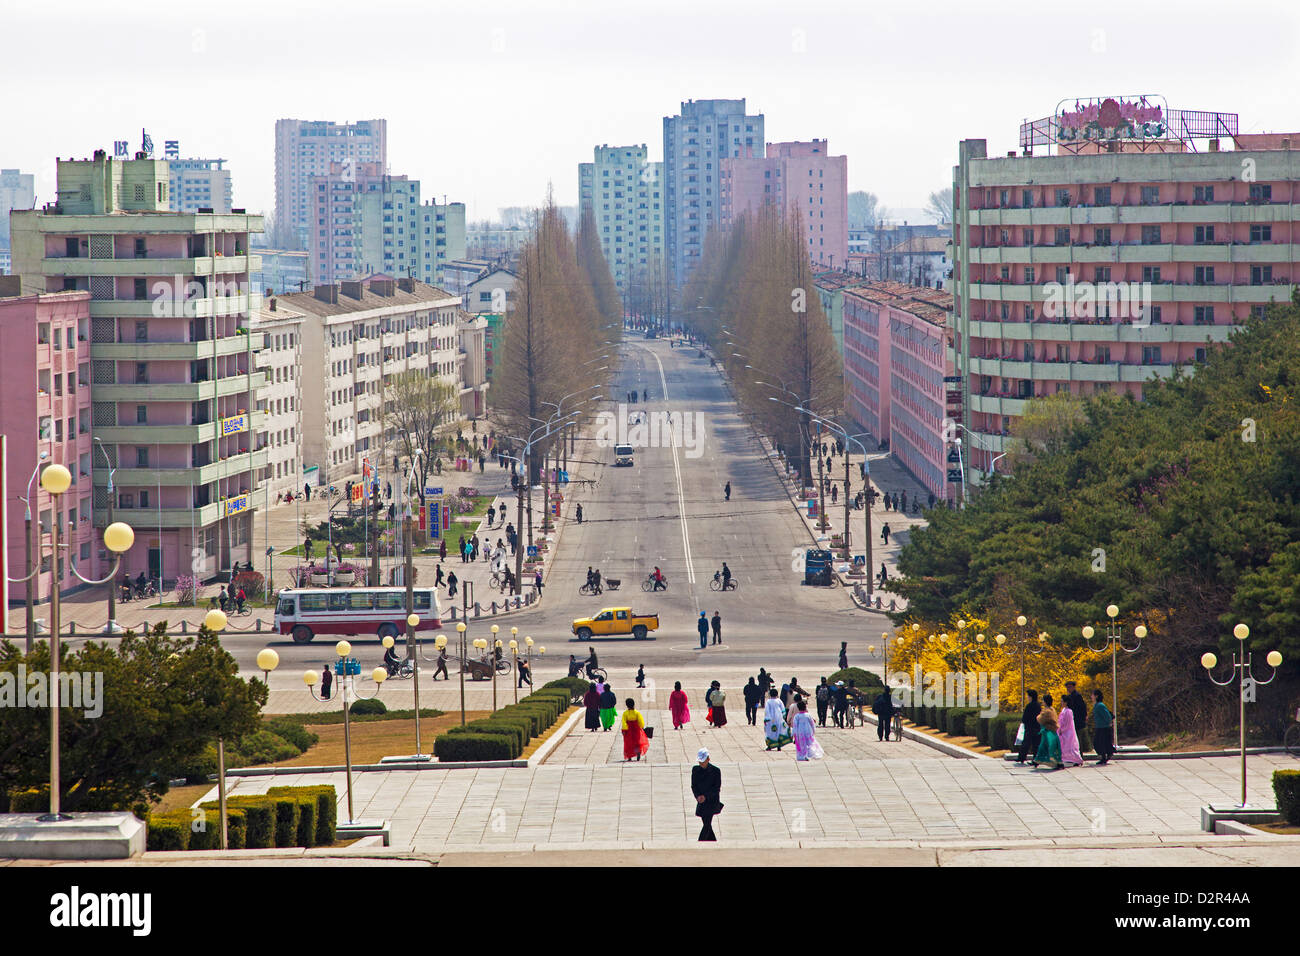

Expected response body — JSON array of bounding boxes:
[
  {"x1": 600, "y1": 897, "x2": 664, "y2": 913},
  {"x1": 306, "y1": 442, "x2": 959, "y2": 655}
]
[
  {"x1": 1141, "y1": 226, "x2": 1161, "y2": 245},
  {"x1": 1140, "y1": 186, "x2": 1159, "y2": 204},
  {"x1": 1054, "y1": 189, "x2": 1070, "y2": 207},
  {"x1": 1194, "y1": 225, "x2": 1215, "y2": 244},
  {"x1": 1248, "y1": 184, "x2": 1273, "y2": 202},
  {"x1": 1250, "y1": 225, "x2": 1272, "y2": 242},
  {"x1": 1194, "y1": 185, "x2": 1214, "y2": 202},
  {"x1": 1093, "y1": 186, "x2": 1111, "y2": 205}
]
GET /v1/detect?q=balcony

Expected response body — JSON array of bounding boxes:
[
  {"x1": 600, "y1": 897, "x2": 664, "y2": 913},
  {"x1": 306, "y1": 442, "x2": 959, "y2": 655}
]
[
  {"x1": 94, "y1": 500, "x2": 226, "y2": 529},
  {"x1": 92, "y1": 332, "x2": 263, "y2": 361},
  {"x1": 92, "y1": 410, "x2": 265, "y2": 444},
  {"x1": 89, "y1": 292, "x2": 261, "y2": 318},
  {"x1": 93, "y1": 372, "x2": 266, "y2": 402},
  {"x1": 41, "y1": 254, "x2": 259, "y2": 278},
  {"x1": 95, "y1": 449, "x2": 269, "y2": 487}
]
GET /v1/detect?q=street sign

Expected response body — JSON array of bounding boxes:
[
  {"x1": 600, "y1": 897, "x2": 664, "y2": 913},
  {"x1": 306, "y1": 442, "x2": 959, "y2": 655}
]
[
  {"x1": 425, "y1": 487, "x2": 443, "y2": 497},
  {"x1": 947, "y1": 449, "x2": 961, "y2": 463},
  {"x1": 943, "y1": 375, "x2": 963, "y2": 384},
  {"x1": 947, "y1": 469, "x2": 962, "y2": 483}
]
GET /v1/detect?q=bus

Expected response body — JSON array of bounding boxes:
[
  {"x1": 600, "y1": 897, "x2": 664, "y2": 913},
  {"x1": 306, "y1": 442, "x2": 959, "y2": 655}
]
[{"x1": 274, "y1": 587, "x2": 442, "y2": 644}]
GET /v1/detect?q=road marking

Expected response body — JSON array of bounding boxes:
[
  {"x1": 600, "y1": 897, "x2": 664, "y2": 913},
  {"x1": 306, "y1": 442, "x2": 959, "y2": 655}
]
[{"x1": 643, "y1": 347, "x2": 695, "y2": 586}]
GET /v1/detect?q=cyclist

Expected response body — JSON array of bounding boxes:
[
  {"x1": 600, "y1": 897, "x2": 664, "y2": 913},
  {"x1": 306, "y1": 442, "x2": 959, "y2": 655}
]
[
  {"x1": 585, "y1": 648, "x2": 600, "y2": 680},
  {"x1": 383, "y1": 642, "x2": 402, "y2": 677},
  {"x1": 235, "y1": 586, "x2": 247, "y2": 614},
  {"x1": 135, "y1": 572, "x2": 148, "y2": 598},
  {"x1": 721, "y1": 562, "x2": 732, "y2": 591},
  {"x1": 652, "y1": 566, "x2": 666, "y2": 591}
]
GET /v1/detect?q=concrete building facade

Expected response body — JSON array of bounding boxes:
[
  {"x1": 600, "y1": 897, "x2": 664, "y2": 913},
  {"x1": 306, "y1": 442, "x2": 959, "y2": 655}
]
[
  {"x1": 11, "y1": 150, "x2": 266, "y2": 584},
  {"x1": 953, "y1": 123, "x2": 1300, "y2": 481},
  {"x1": 663, "y1": 99, "x2": 764, "y2": 288},
  {"x1": 578, "y1": 144, "x2": 665, "y2": 294},
  {"x1": 166, "y1": 153, "x2": 233, "y2": 215},
  {"x1": 251, "y1": 301, "x2": 306, "y2": 502},
  {"x1": 1, "y1": 168, "x2": 36, "y2": 247},
  {"x1": 0, "y1": 281, "x2": 98, "y2": 601},
  {"x1": 274, "y1": 119, "x2": 387, "y2": 251},
  {"x1": 721, "y1": 139, "x2": 848, "y2": 270}
]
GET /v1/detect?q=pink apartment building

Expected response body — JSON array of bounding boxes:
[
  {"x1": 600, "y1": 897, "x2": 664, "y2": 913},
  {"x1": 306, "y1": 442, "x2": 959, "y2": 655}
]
[
  {"x1": 843, "y1": 282, "x2": 958, "y2": 503},
  {"x1": 0, "y1": 280, "x2": 99, "y2": 602},
  {"x1": 954, "y1": 99, "x2": 1300, "y2": 481},
  {"x1": 721, "y1": 139, "x2": 848, "y2": 269}
]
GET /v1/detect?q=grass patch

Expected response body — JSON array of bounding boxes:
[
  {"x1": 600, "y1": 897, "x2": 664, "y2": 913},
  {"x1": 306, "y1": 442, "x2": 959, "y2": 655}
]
[
  {"x1": 266, "y1": 711, "x2": 490, "y2": 766},
  {"x1": 267, "y1": 707, "x2": 444, "y2": 726},
  {"x1": 151, "y1": 783, "x2": 214, "y2": 814},
  {"x1": 1255, "y1": 822, "x2": 1300, "y2": 835}
]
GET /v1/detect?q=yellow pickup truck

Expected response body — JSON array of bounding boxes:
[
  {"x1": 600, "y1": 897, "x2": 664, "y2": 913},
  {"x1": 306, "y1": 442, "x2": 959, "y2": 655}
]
[{"x1": 572, "y1": 607, "x2": 660, "y2": 640}]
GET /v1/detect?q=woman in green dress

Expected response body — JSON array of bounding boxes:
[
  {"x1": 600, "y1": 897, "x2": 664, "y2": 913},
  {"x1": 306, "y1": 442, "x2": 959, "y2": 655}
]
[
  {"x1": 599, "y1": 683, "x2": 618, "y2": 731},
  {"x1": 1033, "y1": 693, "x2": 1063, "y2": 770}
]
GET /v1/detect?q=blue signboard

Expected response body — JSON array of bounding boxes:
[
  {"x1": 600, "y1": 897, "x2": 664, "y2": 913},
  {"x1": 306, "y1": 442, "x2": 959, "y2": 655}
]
[
  {"x1": 428, "y1": 501, "x2": 441, "y2": 537},
  {"x1": 527, "y1": 545, "x2": 539, "y2": 558}
]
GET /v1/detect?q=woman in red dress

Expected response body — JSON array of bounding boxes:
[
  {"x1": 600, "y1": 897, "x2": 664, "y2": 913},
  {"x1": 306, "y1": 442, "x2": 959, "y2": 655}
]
[
  {"x1": 669, "y1": 681, "x2": 691, "y2": 729},
  {"x1": 621, "y1": 697, "x2": 650, "y2": 761}
]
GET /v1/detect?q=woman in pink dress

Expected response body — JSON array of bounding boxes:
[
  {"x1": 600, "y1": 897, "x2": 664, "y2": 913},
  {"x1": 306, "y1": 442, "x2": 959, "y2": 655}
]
[
  {"x1": 669, "y1": 681, "x2": 691, "y2": 730},
  {"x1": 1057, "y1": 701, "x2": 1084, "y2": 767}
]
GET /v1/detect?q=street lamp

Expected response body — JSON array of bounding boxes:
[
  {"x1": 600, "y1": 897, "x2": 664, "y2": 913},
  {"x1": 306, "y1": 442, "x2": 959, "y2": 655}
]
[
  {"x1": 509, "y1": 637, "x2": 520, "y2": 703},
  {"x1": 490, "y1": 624, "x2": 501, "y2": 711},
  {"x1": 7, "y1": 450, "x2": 47, "y2": 653},
  {"x1": 33, "y1": 463, "x2": 134, "y2": 822},
  {"x1": 1004, "y1": 614, "x2": 1047, "y2": 710},
  {"x1": 1082, "y1": 604, "x2": 1146, "y2": 748},
  {"x1": 301, "y1": 640, "x2": 388, "y2": 826},
  {"x1": 1202, "y1": 623, "x2": 1283, "y2": 808},
  {"x1": 93, "y1": 438, "x2": 123, "y2": 632}
]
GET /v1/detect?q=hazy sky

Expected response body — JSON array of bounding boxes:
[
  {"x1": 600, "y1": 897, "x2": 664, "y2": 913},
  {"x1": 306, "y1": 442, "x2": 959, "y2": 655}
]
[{"x1": 4, "y1": 0, "x2": 1299, "y2": 224}]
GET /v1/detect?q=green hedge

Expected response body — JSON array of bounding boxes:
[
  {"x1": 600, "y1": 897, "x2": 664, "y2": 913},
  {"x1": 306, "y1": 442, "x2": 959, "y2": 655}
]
[
  {"x1": 433, "y1": 733, "x2": 514, "y2": 762},
  {"x1": 516, "y1": 696, "x2": 559, "y2": 723},
  {"x1": 212, "y1": 797, "x2": 274, "y2": 848},
  {"x1": 826, "y1": 667, "x2": 884, "y2": 691},
  {"x1": 8, "y1": 788, "x2": 48, "y2": 812},
  {"x1": 349, "y1": 698, "x2": 387, "y2": 716},
  {"x1": 270, "y1": 786, "x2": 336, "y2": 845},
  {"x1": 497, "y1": 706, "x2": 546, "y2": 736},
  {"x1": 946, "y1": 708, "x2": 979, "y2": 737},
  {"x1": 269, "y1": 795, "x2": 300, "y2": 847},
  {"x1": 446, "y1": 722, "x2": 524, "y2": 759},
  {"x1": 1274, "y1": 770, "x2": 1300, "y2": 825},
  {"x1": 262, "y1": 717, "x2": 319, "y2": 753},
  {"x1": 543, "y1": 677, "x2": 589, "y2": 702},
  {"x1": 145, "y1": 811, "x2": 191, "y2": 851},
  {"x1": 993, "y1": 716, "x2": 1022, "y2": 751},
  {"x1": 976, "y1": 716, "x2": 992, "y2": 746}
]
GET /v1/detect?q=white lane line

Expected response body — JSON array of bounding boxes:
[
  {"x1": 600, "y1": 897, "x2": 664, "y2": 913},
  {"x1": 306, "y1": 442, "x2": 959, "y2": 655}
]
[{"x1": 643, "y1": 346, "x2": 695, "y2": 586}]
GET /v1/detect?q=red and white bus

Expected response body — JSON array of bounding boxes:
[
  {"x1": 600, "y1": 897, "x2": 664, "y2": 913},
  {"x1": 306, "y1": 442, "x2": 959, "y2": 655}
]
[{"x1": 274, "y1": 587, "x2": 443, "y2": 644}]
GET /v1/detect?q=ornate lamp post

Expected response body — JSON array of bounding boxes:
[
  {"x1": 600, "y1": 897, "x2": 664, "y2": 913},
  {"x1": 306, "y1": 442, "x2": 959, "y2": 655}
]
[
  {"x1": 509, "y1": 638, "x2": 520, "y2": 703},
  {"x1": 490, "y1": 624, "x2": 500, "y2": 711},
  {"x1": 1001, "y1": 614, "x2": 1048, "y2": 710},
  {"x1": 1201, "y1": 623, "x2": 1283, "y2": 808},
  {"x1": 300, "y1": 640, "x2": 388, "y2": 825},
  {"x1": 1082, "y1": 604, "x2": 1146, "y2": 747},
  {"x1": 29, "y1": 463, "x2": 134, "y2": 822}
]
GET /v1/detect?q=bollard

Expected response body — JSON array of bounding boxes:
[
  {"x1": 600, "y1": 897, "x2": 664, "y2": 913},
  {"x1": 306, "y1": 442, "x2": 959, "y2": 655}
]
[
  {"x1": 450, "y1": 607, "x2": 458, "y2": 621},
  {"x1": 473, "y1": 601, "x2": 481, "y2": 618},
  {"x1": 255, "y1": 619, "x2": 262, "y2": 632},
  {"x1": 69, "y1": 622, "x2": 76, "y2": 637},
  {"x1": 490, "y1": 601, "x2": 497, "y2": 614},
  {"x1": 181, "y1": 621, "x2": 189, "y2": 634}
]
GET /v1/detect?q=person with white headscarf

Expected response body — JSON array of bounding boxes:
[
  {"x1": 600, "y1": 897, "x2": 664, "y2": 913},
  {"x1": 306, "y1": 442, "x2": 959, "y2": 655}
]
[{"x1": 763, "y1": 688, "x2": 791, "y2": 751}]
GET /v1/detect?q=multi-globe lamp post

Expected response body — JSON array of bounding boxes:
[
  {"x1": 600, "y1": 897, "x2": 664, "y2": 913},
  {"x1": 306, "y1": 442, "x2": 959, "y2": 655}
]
[
  {"x1": 1000, "y1": 614, "x2": 1049, "y2": 710},
  {"x1": 381, "y1": 610, "x2": 427, "y2": 759},
  {"x1": 1082, "y1": 604, "x2": 1146, "y2": 747},
  {"x1": 24, "y1": 463, "x2": 135, "y2": 821},
  {"x1": 1201, "y1": 623, "x2": 1283, "y2": 808}
]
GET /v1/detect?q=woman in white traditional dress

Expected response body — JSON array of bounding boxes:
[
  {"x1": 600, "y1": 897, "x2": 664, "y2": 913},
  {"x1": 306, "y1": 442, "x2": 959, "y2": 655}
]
[
  {"x1": 764, "y1": 688, "x2": 791, "y2": 751},
  {"x1": 791, "y1": 698, "x2": 824, "y2": 761}
]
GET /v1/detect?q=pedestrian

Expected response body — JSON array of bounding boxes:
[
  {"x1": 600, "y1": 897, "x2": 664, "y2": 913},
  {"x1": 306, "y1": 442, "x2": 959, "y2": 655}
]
[
  {"x1": 622, "y1": 698, "x2": 650, "y2": 761},
  {"x1": 710, "y1": 611, "x2": 722, "y2": 645},
  {"x1": 478, "y1": 454, "x2": 485, "y2": 473},
  {"x1": 878, "y1": 563, "x2": 888, "y2": 587},
  {"x1": 832, "y1": 681, "x2": 849, "y2": 729},
  {"x1": 831, "y1": 484, "x2": 838, "y2": 504},
  {"x1": 742, "y1": 677, "x2": 761, "y2": 726},
  {"x1": 724, "y1": 481, "x2": 731, "y2": 501},
  {"x1": 880, "y1": 523, "x2": 891, "y2": 546},
  {"x1": 321, "y1": 665, "x2": 333, "y2": 700},
  {"x1": 1062, "y1": 680, "x2": 1088, "y2": 740},
  {"x1": 576, "y1": 503, "x2": 583, "y2": 524},
  {"x1": 1091, "y1": 690, "x2": 1115, "y2": 765},
  {"x1": 1058, "y1": 699, "x2": 1083, "y2": 767},
  {"x1": 447, "y1": 570, "x2": 458, "y2": 599},
  {"x1": 635, "y1": 664, "x2": 646, "y2": 688},
  {"x1": 838, "y1": 641, "x2": 848, "y2": 670},
  {"x1": 386, "y1": 481, "x2": 392, "y2": 500},
  {"x1": 757, "y1": 668, "x2": 773, "y2": 699},
  {"x1": 873, "y1": 686, "x2": 896, "y2": 740},
  {"x1": 764, "y1": 689, "x2": 791, "y2": 751},
  {"x1": 433, "y1": 646, "x2": 449, "y2": 681},
  {"x1": 458, "y1": 535, "x2": 467, "y2": 563},
  {"x1": 304, "y1": 482, "x2": 311, "y2": 501},
  {"x1": 791, "y1": 699, "x2": 824, "y2": 761},
  {"x1": 670, "y1": 681, "x2": 691, "y2": 729},
  {"x1": 1016, "y1": 689, "x2": 1042, "y2": 763},
  {"x1": 304, "y1": 538, "x2": 314, "y2": 561},
  {"x1": 439, "y1": 538, "x2": 447, "y2": 561},
  {"x1": 900, "y1": 491, "x2": 907, "y2": 512},
  {"x1": 534, "y1": 569, "x2": 543, "y2": 595},
  {"x1": 1034, "y1": 694, "x2": 1063, "y2": 769},
  {"x1": 815, "y1": 677, "x2": 831, "y2": 726},
  {"x1": 692, "y1": 749, "x2": 723, "y2": 841},
  {"x1": 435, "y1": 564, "x2": 444, "y2": 587},
  {"x1": 488, "y1": 505, "x2": 496, "y2": 526},
  {"x1": 708, "y1": 681, "x2": 727, "y2": 727},
  {"x1": 599, "y1": 682, "x2": 618, "y2": 732},
  {"x1": 697, "y1": 611, "x2": 709, "y2": 649},
  {"x1": 584, "y1": 683, "x2": 601, "y2": 733}
]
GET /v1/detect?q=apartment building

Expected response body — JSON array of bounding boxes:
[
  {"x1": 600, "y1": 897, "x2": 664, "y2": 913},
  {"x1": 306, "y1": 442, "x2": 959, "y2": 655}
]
[
  {"x1": 274, "y1": 118, "x2": 387, "y2": 250},
  {"x1": 663, "y1": 99, "x2": 764, "y2": 288},
  {"x1": 462, "y1": 268, "x2": 516, "y2": 383},
  {"x1": 279, "y1": 276, "x2": 460, "y2": 485},
  {"x1": 721, "y1": 139, "x2": 848, "y2": 269},
  {"x1": 11, "y1": 149, "x2": 265, "y2": 583},
  {"x1": 164, "y1": 141, "x2": 233, "y2": 214},
  {"x1": 416, "y1": 201, "x2": 467, "y2": 286},
  {"x1": 1, "y1": 168, "x2": 36, "y2": 248},
  {"x1": 0, "y1": 279, "x2": 97, "y2": 600},
  {"x1": 953, "y1": 100, "x2": 1300, "y2": 480},
  {"x1": 457, "y1": 310, "x2": 489, "y2": 419},
  {"x1": 251, "y1": 300, "x2": 306, "y2": 501},
  {"x1": 578, "y1": 144, "x2": 665, "y2": 293}
]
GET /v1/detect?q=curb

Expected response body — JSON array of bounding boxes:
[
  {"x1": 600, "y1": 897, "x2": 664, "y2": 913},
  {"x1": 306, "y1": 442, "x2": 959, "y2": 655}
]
[
  {"x1": 530, "y1": 707, "x2": 584, "y2": 767},
  {"x1": 868, "y1": 715, "x2": 988, "y2": 759}
]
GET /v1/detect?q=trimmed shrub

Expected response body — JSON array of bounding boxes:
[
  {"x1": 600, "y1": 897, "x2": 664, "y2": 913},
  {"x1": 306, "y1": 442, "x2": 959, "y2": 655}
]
[
  {"x1": 497, "y1": 707, "x2": 545, "y2": 736},
  {"x1": 262, "y1": 717, "x2": 318, "y2": 753},
  {"x1": 212, "y1": 797, "x2": 274, "y2": 848},
  {"x1": 268, "y1": 795, "x2": 301, "y2": 847},
  {"x1": 1274, "y1": 770, "x2": 1300, "y2": 825},
  {"x1": 190, "y1": 805, "x2": 247, "y2": 849},
  {"x1": 186, "y1": 809, "x2": 218, "y2": 850},
  {"x1": 225, "y1": 807, "x2": 247, "y2": 849},
  {"x1": 349, "y1": 698, "x2": 387, "y2": 716},
  {"x1": 484, "y1": 714, "x2": 535, "y2": 742},
  {"x1": 947, "y1": 708, "x2": 979, "y2": 737},
  {"x1": 237, "y1": 730, "x2": 299, "y2": 766},
  {"x1": 146, "y1": 811, "x2": 191, "y2": 851},
  {"x1": 434, "y1": 733, "x2": 514, "y2": 762},
  {"x1": 543, "y1": 676, "x2": 589, "y2": 702},
  {"x1": 456, "y1": 720, "x2": 526, "y2": 755},
  {"x1": 976, "y1": 716, "x2": 992, "y2": 747},
  {"x1": 290, "y1": 795, "x2": 317, "y2": 848},
  {"x1": 525, "y1": 689, "x2": 571, "y2": 710},
  {"x1": 516, "y1": 695, "x2": 559, "y2": 722},
  {"x1": 825, "y1": 667, "x2": 885, "y2": 691},
  {"x1": 446, "y1": 725, "x2": 521, "y2": 759},
  {"x1": 8, "y1": 788, "x2": 49, "y2": 812},
  {"x1": 271, "y1": 786, "x2": 336, "y2": 845}
]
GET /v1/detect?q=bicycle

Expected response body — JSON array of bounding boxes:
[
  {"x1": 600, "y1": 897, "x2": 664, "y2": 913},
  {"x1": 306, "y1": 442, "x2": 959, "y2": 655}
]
[
  {"x1": 709, "y1": 574, "x2": 738, "y2": 592},
  {"x1": 641, "y1": 573, "x2": 668, "y2": 592},
  {"x1": 578, "y1": 582, "x2": 604, "y2": 596},
  {"x1": 386, "y1": 659, "x2": 415, "y2": 680},
  {"x1": 891, "y1": 711, "x2": 904, "y2": 741}
]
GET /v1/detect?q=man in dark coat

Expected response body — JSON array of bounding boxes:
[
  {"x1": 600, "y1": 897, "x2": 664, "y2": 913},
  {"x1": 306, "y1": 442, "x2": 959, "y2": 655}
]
[
  {"x1": 872, "y1": 687, "x2": 896, "y2": 741},
  {"x1": 710, "y1": 611, "x2": 722, "y2": 645},
  {"x1": 756, "y1": 668, "x2": 773, "y2": 700},
  {"x1": 838, "y1": 641, "x2": 848, "y2": 670},
  {"x1": 742, "y1": 677, "x2": 761, "y2": 725},
  {"x1": 691, "y1": 749, "x2": 723, "y2": 841},
  {"x1": 697, "y1": 611, "x2": 709, "y2": 649},
  {"x1": 1016, "y1": 690, "x2": 1042, "y2": 763}
]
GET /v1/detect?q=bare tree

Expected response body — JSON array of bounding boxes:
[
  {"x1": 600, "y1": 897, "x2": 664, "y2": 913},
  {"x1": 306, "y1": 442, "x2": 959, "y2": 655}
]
[
  {"x1": 382, "y1": 371, "x2": 459, "y2": 507},
  {"x1": 925, "y1": 188, "x2": 954, "y2": 224}
]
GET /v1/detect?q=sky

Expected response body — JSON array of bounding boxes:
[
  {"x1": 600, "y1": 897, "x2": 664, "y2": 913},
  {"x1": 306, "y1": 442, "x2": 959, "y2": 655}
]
[{"x1": 3, "y1": 0, "x2": 1299, "y2": 225}]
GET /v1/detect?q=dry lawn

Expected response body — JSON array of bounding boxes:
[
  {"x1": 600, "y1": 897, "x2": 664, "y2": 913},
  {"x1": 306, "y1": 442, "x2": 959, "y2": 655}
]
[{"x1": 273, "y1": 710, "x2": 492, "y2": 765}]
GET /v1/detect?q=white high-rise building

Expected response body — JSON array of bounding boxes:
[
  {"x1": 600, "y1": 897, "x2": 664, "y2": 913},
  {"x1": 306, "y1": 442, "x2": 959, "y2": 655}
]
[
  {"x1": 579, "y1": 145, "x2": 665, "y2": 294},
  {"x1": 275, "y1": 119, "x2": 387, "y2": 251},
  {"x1": 0, "y1": 168, "x2": 36, "y2": 247}
]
